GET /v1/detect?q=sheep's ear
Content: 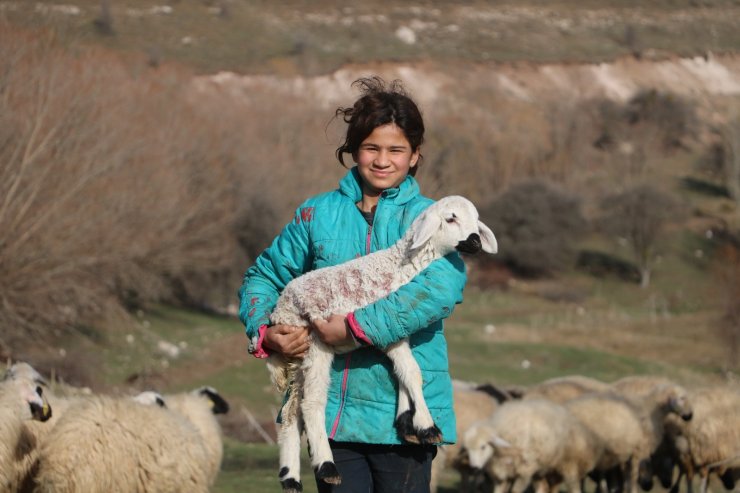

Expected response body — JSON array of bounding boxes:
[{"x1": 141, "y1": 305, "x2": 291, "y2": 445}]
[
  {"x1": 490, "y1": 435, "x2": 512, "y2": 449},
  {"x1": 410, "y1": 211, "x2": 442, "y2": 252},
  {"x1": 478, "y1": 220, "x2": 498, "y2": 254},
  {"x1": 198, "y1": 387, "x2": 230, "y2": 415}
]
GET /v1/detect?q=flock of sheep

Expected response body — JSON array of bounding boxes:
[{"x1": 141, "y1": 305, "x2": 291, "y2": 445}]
[
  {"x1": 433, "y1": 375, "x2": 740, "y2": 493},
  {"x1": 0, "y1": 362, "x2": 229, "y2": 493}
]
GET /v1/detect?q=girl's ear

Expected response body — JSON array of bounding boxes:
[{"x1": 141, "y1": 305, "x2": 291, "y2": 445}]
[
  {"x1": 410, "y1": 210, "x2": 441, "y2": 252},
  {"x1": 410, "y1": 147, "x2": 421, "y2": 168},
  {"x1": 478, "y1": 220, "x2": 498, "y2": 254}
]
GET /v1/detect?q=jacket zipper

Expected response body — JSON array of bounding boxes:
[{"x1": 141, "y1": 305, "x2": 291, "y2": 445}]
[{"x1": 329, "y1": 200, "x2": 377, "y2": 439}]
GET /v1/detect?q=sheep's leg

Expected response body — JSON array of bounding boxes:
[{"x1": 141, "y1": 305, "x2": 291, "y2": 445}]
[
  {"x1": 300, "y1": 340, "x2": 341, "y2": 485},
  {"x1": 511, "y1": 475, "x2": 533, "y2": 493},
  {"x1": 278, "y1": 390, "x2": 304, "y2": 493},
  {"x1": 385, "y1": 340, "x2": 442, "y2": 444}
]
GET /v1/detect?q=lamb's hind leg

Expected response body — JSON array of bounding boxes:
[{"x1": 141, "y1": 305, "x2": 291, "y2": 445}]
[
  {"x1": 278, "y1": 390, "x2": 304, "y2": 493},
  {"x1": 385, "y1": 340, "x2": 442, "y2": 444},
  {"x1": 301, "y1": 341, "x2": 342, "y2": 485}
]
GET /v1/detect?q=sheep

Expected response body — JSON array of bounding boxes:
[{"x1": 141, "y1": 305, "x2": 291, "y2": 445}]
[
  {"x1": 610, "y1": 380, "x2": 694, "y2": 493},
  {"x1": 0, "y1": 374, "x2": 52, "y2": 492},
  {"x1": 462, "y1": 398, "x2": 603, "y2": 493},
  {"x1": 659, "y1": 385, "x2": 740, "y2": 493},
  {"x1": 564, "y1": 392, "x2": 651, "y2": 493},
  {"x1": 521, "y1": 375, "x2": 611, "y2": 403},
  {"x1": 267, "y1": 195, "x2": 497, "y2": 492},
  {"x1": 431, "y1": 380, "x2": 509, "y2": 493},
  {"x1": 33, "y1": 393, "x2": 212, "y2": 493},
  {"x1": 162, "y1": 387, "x2": 230, "y2": 486}
]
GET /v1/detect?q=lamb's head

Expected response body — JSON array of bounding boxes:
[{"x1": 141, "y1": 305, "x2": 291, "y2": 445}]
[{"x1": 409, "y1": 196, "x2": 497, "y2": 257}]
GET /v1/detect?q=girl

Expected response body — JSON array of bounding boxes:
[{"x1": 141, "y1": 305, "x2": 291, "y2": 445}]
[{"x1": 238, "y1": 76, "x2": 467, "y2": 493}]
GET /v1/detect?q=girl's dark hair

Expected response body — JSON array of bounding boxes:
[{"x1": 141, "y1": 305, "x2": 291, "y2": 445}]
[{"x1": 334, "y1": 77, "x2": 425, "y2": 176}]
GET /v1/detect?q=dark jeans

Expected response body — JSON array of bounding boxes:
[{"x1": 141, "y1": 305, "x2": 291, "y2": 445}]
[{"x1": 315, "y1": 441, "x2": 437, "y2": 493}]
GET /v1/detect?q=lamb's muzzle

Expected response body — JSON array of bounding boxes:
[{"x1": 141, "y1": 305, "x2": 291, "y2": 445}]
[{"x1": 457, "y1": 233, "x2": 483, "y2": 254}]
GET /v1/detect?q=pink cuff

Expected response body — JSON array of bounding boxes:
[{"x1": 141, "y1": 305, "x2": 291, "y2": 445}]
[
  {"x1": 346, "y1": 313, "x2": 372, "y2": 346},
  {"x1": 252, "y1": 325, "x2": 271, "y2": 359}
]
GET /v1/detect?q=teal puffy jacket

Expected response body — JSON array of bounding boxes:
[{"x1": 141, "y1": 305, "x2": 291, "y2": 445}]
[{"x1": 238, "y1": 167, "x2": 467, "y2": 445}]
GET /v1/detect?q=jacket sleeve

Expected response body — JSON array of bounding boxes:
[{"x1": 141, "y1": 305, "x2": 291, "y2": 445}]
[
  {"x1": 350, "y1": 251, "x2": 467, "y2": 349},
  {"x1": 237, "y1": 204, "x2": 313, "y2": 357}
]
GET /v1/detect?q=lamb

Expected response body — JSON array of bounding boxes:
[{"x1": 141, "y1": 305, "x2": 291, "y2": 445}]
[
  {"x1": 267, "y1": 195, "x2": 497, "y2": 492},
  {"x1": 462, "y1": 399, "x2": 603, "y2": 493},
  {"x1": 0, "y1": 373, "x2": 52, "y2": 492},
  {"x1": 34, "y1": 393, "x2": 212, "y2": 493}
]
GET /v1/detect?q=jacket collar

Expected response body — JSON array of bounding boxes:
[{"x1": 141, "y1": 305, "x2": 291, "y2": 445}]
[{"x1": 338, "y1": 166, "x2": 420, "y2": 205}]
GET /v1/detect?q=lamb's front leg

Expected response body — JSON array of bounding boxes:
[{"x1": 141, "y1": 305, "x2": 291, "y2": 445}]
[
  {"x1": 301, "y1": 339, "x2": 342, "y2": 485},
  {"x1": 385, "y1": 340, "x2": 442, "y2": 444}
]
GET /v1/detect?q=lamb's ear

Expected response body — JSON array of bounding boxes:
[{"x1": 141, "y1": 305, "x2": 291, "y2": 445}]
[
  {"x1": 478, "y1": 220, "x2": 498, "y2": 254},
  {"x1": 410, "y1": 211, "x2": 442, "y2": 252}
]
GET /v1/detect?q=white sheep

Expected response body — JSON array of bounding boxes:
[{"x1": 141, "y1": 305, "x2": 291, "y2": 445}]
[
  {"x1": 660, "y1": 385, "x2": 740, "y2": 493},
  {"x1": 610, "y1": 380, "x2": 694, "y2": 493},
  {"x1": 522, "y1": 375, "x2": 611, "y2": 403},
  {"x1": 33, "y1": 393, "x2": 211, "y2": 493},
  {"x1": 267, "y1": 195, "x2": 497, "y2": 492},
  {"x1": 462, "y1": 398, "x2": 603, "y2": 493},
  {"x1": 564, "y1": 392, "x2": 651, "y2": 493},
  {"x1": 163, "y1": 387, "x2": 230, "y2": 486},
  {"x1": 0, "y1": 374, "x2": 52, "y2": 492},
  {"x1": 431, "y1": 380, "x2": 509, "y2": 493}
]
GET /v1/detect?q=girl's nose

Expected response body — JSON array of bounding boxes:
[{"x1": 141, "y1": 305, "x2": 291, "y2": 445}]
[{"x1": 375, "y1": 150, "x2": 391, "y2": 166}]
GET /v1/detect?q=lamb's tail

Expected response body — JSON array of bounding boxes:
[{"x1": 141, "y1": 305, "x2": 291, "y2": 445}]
[{"x1": 267, "y1": 355, "x2": 300, "y2": 394}]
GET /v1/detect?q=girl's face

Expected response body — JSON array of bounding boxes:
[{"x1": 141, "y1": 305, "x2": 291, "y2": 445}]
[{"x1": 354, "y1": 123, "x2": 419, "y2": 196}]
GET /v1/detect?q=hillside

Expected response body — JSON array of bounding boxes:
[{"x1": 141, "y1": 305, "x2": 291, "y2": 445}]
[{"x1": 4, "y1": 0, "x2": 740, "y2": 75}]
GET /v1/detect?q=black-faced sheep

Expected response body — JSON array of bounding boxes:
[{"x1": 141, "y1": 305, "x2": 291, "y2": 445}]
[
  {"x1": 0, "y1": 374, "x2": 52, "y2": 492},
  {"x1": 33, "y1": 394, "x2": 211, "y2": 493}
]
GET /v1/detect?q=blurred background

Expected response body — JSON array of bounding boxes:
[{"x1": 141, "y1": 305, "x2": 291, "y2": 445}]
[{"x1": 1, "y1": 0, "x2": 739, "y2": 491}]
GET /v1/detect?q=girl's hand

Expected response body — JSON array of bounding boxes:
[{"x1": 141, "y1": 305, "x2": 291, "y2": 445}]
[
  {"x1": 264, "y1": 324, "x2": 310, "y2": 358},
  {"x1": 311, "y1": 314, "x2": 354, "y2": 346}
]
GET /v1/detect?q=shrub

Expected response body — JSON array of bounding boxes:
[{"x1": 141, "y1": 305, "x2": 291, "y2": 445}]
[{"x1": 480, "y1": 179, "x2": 587, "y2": 277}]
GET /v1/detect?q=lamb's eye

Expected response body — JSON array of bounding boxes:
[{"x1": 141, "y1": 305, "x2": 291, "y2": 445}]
[{"x1": 446, "y1": 213, "x2": 457, "y2": 224}]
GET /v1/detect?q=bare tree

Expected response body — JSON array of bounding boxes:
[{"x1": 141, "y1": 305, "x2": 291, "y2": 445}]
[
  {"x1": 94, "y1": 0, "x2": 115, "y2": 35},
  {"x1": 597, "y1": 184, "x2": 683, "y2": 288}
]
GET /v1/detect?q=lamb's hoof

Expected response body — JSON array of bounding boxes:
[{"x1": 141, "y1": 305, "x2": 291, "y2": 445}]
[
  {"x1": 415, "y1": 424, "x2": 443, "y2": 444},
  {"x1": 395, "y1": 411, "x2": 416, "y2": 441},
  {"x1": 316, "y1": 461, "x2": 342, "y2": 485},
  {"x1": 280, "y1": 477, "x2": 303, "y2": 493}
]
